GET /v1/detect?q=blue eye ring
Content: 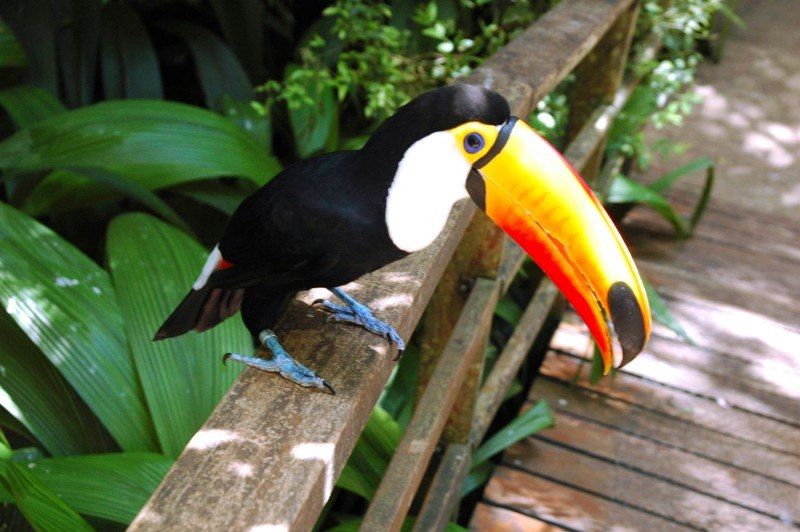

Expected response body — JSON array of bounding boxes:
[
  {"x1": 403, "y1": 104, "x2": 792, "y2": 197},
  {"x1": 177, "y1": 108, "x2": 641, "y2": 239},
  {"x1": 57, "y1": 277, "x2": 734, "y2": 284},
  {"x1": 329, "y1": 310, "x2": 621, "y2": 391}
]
[{"x1": 464, "y1": 132, "x2": 485, "y2": 154}]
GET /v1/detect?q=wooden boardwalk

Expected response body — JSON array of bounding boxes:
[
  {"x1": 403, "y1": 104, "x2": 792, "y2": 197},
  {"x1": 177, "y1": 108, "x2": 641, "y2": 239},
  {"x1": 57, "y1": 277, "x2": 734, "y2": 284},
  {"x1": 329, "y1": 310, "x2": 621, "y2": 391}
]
[
  {"x1": 473, "y1": 1, "x2": 800, "y2": 528},
  {"x1": 472, "y1": 190, "x2": 800, "y2": 531}
]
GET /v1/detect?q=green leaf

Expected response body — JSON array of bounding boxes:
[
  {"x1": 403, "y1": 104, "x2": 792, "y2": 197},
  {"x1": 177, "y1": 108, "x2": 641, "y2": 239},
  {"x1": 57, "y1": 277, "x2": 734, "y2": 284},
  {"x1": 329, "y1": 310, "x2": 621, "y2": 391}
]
[
  {"x1": 0, "y1": 86, "x2": 65, "y2": 129},
  {"x1": 0, "y1": 1, "x2": 58, "y2": 94},
  {"x1": 472, "y1": 400, "x2": 553, "y2": 466},
  {"x1": 159, "y1": 20, "x2": 254, "y2": 112},
  {"x1": 21, "y1": 167, "x2": 191, "y2": 233},
  {"x1": 607, "y1": 175, "x2": 690, "y2": 237},
  {"x1": 494, "y1": 297, "x2": 522, "y2": 326},
  {"x1": 220, "y1": 96, "x2": 273, "y2": 152},
  {"x1": 461, "y1": 460, "x2": 493, "y2": 497},
  {"x1": 0, "y1": 310, "x2": 111, "y2": 456},
  {"x1": 100, "y1": 3, "x2": 163, "y2": 99},
  {"x1": 3, "y1": 453, "x2": 172, "y2": 525},
  {"x1": 589, "y1": 344, "x2": 604, "y2": 384},
  {"x1": 336, "y1": 406, "x2": 400, "y2": 499},
  {"x1": 690, "y1": 163, "x2": 714, "y2": 230},
  {"x1": 0, "y1": 443, "x2": 92, "y2": 532},
  {"x1": 286, "y1": 66, "x2": 338, "y2": 158},
  {"x1": 649, "y1": 156, "x2": 714, "y2": 193},
  {"x1": 56, "y1": 0, "x2": 101, "y2": 107},
  {"x1": 0, "y1": 202, "x2": 158, "y2": 452},
  {"x1": 643, "y1": 278, "x2": 694, "y2": 344},
  {"x1": 208, "y1": 0, "x2": 266, "y2": 83},
  {"x1": 0, "y1": 22, "x2": 27, "y2": 68},
  {"x1": 171, "y1": 180, "x2": 254, "y2": 217},
  {"x1": 107, "y1": 213, "x2": 250, "y2": 457},
  {"x1": 0, "y1": 99, "x2": 280, "y2": 188}
]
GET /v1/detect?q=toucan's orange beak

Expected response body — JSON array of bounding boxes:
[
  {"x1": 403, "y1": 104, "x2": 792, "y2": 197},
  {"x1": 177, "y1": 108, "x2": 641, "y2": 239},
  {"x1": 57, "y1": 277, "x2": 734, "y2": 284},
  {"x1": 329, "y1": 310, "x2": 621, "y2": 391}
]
[{"x1": 473, "y1": 117, "x2": 651, "y2": 372}]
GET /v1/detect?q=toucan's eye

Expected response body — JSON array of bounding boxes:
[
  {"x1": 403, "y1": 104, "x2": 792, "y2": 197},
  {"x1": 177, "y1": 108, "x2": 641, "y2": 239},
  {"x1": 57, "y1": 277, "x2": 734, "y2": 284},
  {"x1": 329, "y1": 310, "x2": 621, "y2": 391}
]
[{"x1": 464, "y1": 132, "x2": 485, "y2": 154}]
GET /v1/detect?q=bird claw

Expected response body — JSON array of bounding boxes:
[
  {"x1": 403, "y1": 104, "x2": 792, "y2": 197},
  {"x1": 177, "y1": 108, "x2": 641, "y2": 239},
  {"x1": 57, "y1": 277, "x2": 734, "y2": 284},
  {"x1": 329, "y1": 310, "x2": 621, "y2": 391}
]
[
  {"x1": 323, "y1": 289, "x2": 406, "y2": 352},
  {"x1": 224, "y1": 333, "x2": 335, "y2": 394}
]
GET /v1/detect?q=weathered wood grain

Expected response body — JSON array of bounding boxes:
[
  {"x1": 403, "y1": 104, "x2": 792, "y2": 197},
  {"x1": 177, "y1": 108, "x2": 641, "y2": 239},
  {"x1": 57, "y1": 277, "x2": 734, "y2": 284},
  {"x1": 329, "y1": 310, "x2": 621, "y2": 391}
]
[
  {"x1": 361, "y1": 279, "x2": 498, "y2": 531},
  {"x1": 537, "y1": 411, "x2": 800, "y2": 521},
  {"x1": 482, "y1": 466, "x2": 687, "y2": 532},
  {"x1": 551, "y1": 316, "x2": 800, "y2": 424},
  {"x1": 504, "y1": 439, "x2": 791, "y2": 530},
  {"x1": 470, "y1": 503, "x2": 564, "y2": 532},
  {"x1": 539, "y1": 351, "x2": 800, "y2": 455},
  {"x1": 531, "y1": 379, "x2": 800, "y2": 486},
  {"x1": 130, "y1": 202, "x2": 476, "y2": 532}
]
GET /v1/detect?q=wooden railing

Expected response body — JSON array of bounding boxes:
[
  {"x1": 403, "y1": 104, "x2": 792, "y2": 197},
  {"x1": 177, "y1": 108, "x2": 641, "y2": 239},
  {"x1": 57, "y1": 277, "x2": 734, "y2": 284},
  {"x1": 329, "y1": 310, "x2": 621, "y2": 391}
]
[{"x1": 130, "y1": 1, "x2": 643, "y2": 529}]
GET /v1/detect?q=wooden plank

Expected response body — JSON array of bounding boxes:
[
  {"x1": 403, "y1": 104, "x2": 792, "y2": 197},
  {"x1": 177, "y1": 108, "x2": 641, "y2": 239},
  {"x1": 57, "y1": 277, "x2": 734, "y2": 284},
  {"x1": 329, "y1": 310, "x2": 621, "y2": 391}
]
[
  {"x1": 623, "y1": 194, "x2": 800, "y2": 265},
  {"x1": 551, "y1": 316, "x2": 800, "y2": 424},
  {"x1": 414, "y1": 444, "x2": 471, "y2": 532},
  {"x1": 472, "y1": 281, "x2": 560, "y2": 442},
  {"x1": 416, "y1": 210, "x2": 505, "y2": 444},
  {"x1": 531, "y1": 379, "x2": 800, "y2": 486},
  {"x1": 565, "y1": 0, "x2": 639, "y2": 179},
  {"x1": 469, "y1": 0, "x2": 635, "y2": 109},
  {"x1": 644, "y1": 290, "x2": 800, "y2": 375},
  {"x1": 538, "y1": 411, "x2": 800, "y2": 521},
  {"x1": 361, "y1": 279, "x2": 499, "y2": 532},
  {"x1": 504, "y1": 438, "x2": 791, "y2": 530},
  {"x1": 483, "y1": 465, "x2": 687, "y2": 532},
  {"x1": 540, "y1": 351, "x2": 800, "y2": 455},
  {"x1": 625, "y1": 228, "x2": 800, "y2": 326},
  {"x1": 130, "y1": 203, "x2": 476, "y2": 532},
  {"x1": 470, "y1": 503, "x2": 564, "y2": 532}
]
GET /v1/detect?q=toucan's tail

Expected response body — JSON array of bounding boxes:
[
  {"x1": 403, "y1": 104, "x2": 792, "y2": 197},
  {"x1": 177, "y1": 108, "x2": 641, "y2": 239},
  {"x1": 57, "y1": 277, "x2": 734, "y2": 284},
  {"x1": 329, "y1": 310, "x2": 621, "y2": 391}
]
[{"x1": 153, "y1": 287, "x2": 244, "y2": 340}]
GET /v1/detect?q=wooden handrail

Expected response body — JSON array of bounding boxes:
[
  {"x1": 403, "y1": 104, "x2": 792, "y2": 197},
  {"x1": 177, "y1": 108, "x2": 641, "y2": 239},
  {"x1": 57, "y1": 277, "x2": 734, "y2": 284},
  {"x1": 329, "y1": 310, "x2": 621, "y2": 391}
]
[{"x1": 130, "y1": 1, "x2": 639, "y2": 529}]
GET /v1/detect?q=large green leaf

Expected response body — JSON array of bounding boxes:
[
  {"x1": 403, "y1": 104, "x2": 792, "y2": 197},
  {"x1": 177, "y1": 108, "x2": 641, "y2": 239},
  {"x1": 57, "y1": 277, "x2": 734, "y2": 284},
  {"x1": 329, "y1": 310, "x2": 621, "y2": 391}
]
[
  {"x1": 55, "y1": 0, "x2": 101, "y2": 107},
  {"x1": 0, "y1": 86, "x2": 65, "y2": 129},
  {"x1": 0, "y1": 1, "x2": 58, "y2": 94},
  {"x1": 0, "y1": 99, "x2": 280, "y2": 189},
  {"x1": 171, "y1": 180, "x2": 254, "y2": 216},
  {"x1": 208, "y1": 0, "x2": 265, "y2": 83},
  {"x1": 107, "y1": 213, "x2": 250, "y2": 457},
  {"x1": 0, "y1": 202, "x2": 157, "y2": 452},
  {"x1": 336, "y1": 406, "x2": 401, "y2": 499},
  {"x1": 0, "y1": 452, "x2": 172, "y2": 525},
  {"x1": 0, "y1": 22, "x2": 26, "y2": 68},
  {"x1": 21, "y1": 168, "x2": 191, "y2": 233},
  {"x1": 100, "y1": 2, "x2": 163, "y2": 99},
  {"x1": 0, "y1": 310, "x2": 111, "y2": 456},
  {"x1": 0, "y1": 443, "x2": 91, "y2": 532},
  {"x1": 159, "y1": 20, "x2": 254, "y2": 111}
]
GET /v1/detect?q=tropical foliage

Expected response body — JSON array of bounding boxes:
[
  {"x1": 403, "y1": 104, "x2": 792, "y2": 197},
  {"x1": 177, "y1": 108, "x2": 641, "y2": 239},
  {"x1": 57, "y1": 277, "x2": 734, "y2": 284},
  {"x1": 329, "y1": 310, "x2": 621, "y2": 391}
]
[{"x1": 0, "y1": 0, "x2": 732, "y2": 528}]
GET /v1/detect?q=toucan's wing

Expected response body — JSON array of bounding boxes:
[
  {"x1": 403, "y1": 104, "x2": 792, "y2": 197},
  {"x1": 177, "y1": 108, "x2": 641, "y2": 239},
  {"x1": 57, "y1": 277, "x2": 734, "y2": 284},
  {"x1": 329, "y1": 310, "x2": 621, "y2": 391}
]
[
  {"x1": 205, "y1": 163, "x2": 345, "y2": 290},
  {"x1": 205, "y1": 252, "x2": 338, "y2": 290}
]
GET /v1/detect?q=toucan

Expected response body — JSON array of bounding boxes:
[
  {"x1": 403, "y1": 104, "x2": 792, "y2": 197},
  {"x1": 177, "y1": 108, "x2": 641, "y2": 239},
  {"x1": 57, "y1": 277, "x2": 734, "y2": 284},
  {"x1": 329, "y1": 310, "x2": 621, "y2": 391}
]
[{"x1": 155, "y1": 84, "x2": 651, "y2": 394}]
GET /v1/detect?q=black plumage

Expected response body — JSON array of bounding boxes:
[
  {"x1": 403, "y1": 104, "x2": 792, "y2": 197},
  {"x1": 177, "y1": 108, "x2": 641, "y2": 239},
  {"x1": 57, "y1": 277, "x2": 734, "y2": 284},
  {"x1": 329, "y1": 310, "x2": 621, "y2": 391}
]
[{"x1": 155, "y1": 84, "x2": 510, "y2": 341}]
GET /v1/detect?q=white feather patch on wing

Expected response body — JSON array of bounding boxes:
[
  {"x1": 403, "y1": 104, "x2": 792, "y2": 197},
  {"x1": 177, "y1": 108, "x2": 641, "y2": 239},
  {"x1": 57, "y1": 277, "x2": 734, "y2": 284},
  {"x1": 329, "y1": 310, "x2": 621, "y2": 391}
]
[
  {"x1": 385, "y1": 131, "x2": 470, "y2": 252},
  {"x1": 193, "y1": 245, "x2": 222, "y2": 290}
]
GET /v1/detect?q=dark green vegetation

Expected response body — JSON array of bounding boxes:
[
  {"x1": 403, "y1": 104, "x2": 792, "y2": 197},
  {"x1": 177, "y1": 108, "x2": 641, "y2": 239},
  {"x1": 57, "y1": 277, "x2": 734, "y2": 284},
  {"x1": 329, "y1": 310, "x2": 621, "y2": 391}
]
[{"x1": 0, "y1": 0, "x2": 733, "y2": 529}]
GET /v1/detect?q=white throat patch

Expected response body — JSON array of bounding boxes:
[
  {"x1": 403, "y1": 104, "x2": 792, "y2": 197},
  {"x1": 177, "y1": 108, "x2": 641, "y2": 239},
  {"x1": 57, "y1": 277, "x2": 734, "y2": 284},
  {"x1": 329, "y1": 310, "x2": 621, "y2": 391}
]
[{"x1": 385, "y1": 132, "x2": 470, "y2": 252}]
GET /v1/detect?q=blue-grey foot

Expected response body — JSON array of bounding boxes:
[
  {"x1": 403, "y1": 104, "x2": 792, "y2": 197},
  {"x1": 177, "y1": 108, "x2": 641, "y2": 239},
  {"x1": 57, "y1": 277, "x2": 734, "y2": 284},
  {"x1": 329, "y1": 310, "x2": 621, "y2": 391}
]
[
  {"x1": 223, "y1": 330, "x2": 335, "y2": 394},
  {"x1": 316, "y1": 287, "x2": 406, "y2": 351}
]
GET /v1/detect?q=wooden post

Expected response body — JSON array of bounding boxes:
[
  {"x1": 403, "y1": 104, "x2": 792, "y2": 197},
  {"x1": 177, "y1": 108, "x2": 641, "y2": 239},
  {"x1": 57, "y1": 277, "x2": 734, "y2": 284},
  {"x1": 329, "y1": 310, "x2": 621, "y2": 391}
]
[{"x1": 566, "y1": 0, "x2": 640, "y2": 180}]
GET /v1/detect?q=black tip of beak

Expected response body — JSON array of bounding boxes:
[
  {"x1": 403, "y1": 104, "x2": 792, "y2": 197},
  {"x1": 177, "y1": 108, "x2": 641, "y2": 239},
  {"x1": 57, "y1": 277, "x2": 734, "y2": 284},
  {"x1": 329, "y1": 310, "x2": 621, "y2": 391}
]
[{"x1": 608, "y1": 282, "x2": 646, "y2": 367}]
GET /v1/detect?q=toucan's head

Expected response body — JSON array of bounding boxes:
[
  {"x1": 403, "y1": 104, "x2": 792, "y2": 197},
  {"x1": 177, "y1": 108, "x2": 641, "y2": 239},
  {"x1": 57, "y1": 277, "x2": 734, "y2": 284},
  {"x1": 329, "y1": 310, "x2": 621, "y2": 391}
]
[{"x1": 370, "y1": 84, "x2": 650, "y2": 372}]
